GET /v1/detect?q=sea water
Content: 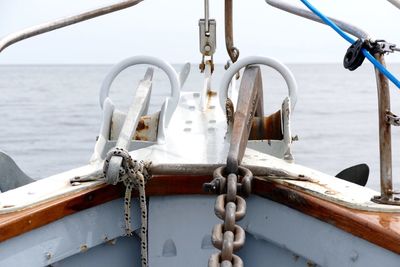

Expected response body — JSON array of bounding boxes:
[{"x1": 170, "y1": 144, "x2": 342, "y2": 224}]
[{"x1": 0, "y1": 63, "x2": 399, "y2": 191}]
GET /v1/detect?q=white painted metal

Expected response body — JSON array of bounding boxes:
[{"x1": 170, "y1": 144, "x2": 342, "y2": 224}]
[
  {"x1": 200, "y1": 61, "x2": 213, "y2": 111},
  {"x1": 219, "y1": 56, "x2": 298, "y2": 113},
  {"x1": 282, "y1": 97, "x2": 293, "y2": 162},
  {"x1": 178, "y1": 63, "x2": 191, "y2": 88},
  {"x1": 98, "y1": 55, "x2": 180, "y2": 128}
]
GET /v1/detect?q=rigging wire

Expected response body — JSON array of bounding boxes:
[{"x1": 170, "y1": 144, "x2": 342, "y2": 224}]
[{"x1": 299, "y1": 0, "x2": 400, "y2": 89}]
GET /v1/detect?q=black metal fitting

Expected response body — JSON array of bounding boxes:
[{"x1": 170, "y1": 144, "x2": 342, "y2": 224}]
[{"x1": 343, "y1": 39, "x2": 366, "y2": 71}]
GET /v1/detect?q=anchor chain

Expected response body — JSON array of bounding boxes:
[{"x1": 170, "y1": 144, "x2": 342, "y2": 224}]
[
  {"x1": 103, "y1": 147, "x2": 152, "y2": 267},
  {"x1": 207, "y1": 166, "x2": 253, "y2": 267}
]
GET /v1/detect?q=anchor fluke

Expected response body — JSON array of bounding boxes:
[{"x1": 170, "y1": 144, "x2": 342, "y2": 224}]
[{"x1": 335, "y1": 163, "x2": 369, "y2": 186}]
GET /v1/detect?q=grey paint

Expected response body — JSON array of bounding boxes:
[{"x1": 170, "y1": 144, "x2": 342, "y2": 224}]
[
  {"x1": 238, "y1": 234, "x2": 316, "y2": 267},
  {"x1": 0, "y1": 151, "x2": 34, "y2": 192},
  {"x1": 0, "y1": 199, "x2": 141, "y2": 266},
  {"x1": 1, "y1": 195, "x2": 399, "y2": 266},
  {"x1": 148, "y1": 196, "x2": 220, "y2": 266},
  {"x1": 54, "y1": 236, "x2": 140, "y2": 267},
  {"x1": 241, "y1": 195, "x2": 400, "y2": 266}
]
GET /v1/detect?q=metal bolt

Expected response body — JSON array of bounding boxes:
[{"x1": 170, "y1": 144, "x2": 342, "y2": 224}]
[
  {"x1": 45, "y1": 252, "x2": 52, "y2": 260},
  {"x1": 80, "y1": 244, "x2": 88, "y2": 253},
  {"x1": 204, "y1": 45, "x2": 211, "y2": 52}
]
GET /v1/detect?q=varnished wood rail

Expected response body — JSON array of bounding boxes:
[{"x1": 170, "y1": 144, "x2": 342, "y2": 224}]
[{"x1": 1, "y1": 175, "x2": 400, "y2": 255}]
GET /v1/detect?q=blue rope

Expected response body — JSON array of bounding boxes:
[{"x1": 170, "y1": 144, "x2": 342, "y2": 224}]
[{"x1": 300, "y1": 0, "x2": 400, "y2": 89}]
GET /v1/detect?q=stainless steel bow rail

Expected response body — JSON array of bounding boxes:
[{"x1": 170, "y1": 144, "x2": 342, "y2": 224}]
[
  {"x1": 0, "y1": 0, "x2": 143, "y2": 53},
  {"x1": 266, "y1": 0, "x2": 400, "y2": 205}
]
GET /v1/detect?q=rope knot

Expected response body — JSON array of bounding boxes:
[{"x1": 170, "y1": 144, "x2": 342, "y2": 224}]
[{"x1": 103, "y1": 147, "x2": 151, "y2": 267}]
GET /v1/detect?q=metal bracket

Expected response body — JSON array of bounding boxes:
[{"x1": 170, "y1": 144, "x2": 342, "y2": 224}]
[
  {"x1": 199, "y1": 19, "x2": 216, "y2": 73},
  {"x1": 199, "y1": 0, "x2": 216, "y2": 73},
  {"x1": 372, "y1": 193, "x2": 400, "y2": 206},
  {"x1": 370, "y1": 40, "x2": 400, "y2": 54},
  {"x1": 386, "y1": 111, "x2": 400, "y2": 126},
  {"x1": 199, "y1": 19, "x2": 217, "y2": 57}
]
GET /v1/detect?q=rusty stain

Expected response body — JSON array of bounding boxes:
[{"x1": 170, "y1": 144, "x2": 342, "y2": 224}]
[
  {"x1": 307, "y1": 261, "x2": 316, "y2": 267},
  {"x1": 249, "y1": 111, "x2": 283, "y2": 141},
  {"x1": 206, "y1": 90, "x2": 217, "y2": 109},
  {"x1": 133, "y1": 113, "x2": 159, "y2": 141},
  {"x1": 136, "y1": 118, "x2": 148, "y2": 132},
  {"x1": 207, "y1": 90, "x2": 217, "y2": 97}
]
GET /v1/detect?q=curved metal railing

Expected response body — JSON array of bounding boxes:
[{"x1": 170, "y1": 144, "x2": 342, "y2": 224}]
[
  {"x1": 265, "y1": 0, "x2": 370, "y2": 40},
  {"x1": 0, "y1": 0, "x2": 143, "y2": 53},
  {"x1": 266, "y1": 0, "x2": 400, "y2": 205},
  {"x1": 388, "y1": 0, "x2": 400, "y2": 9}
]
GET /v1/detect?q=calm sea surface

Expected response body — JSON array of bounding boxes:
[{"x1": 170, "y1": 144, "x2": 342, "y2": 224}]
[{"x1": 0, "y1": 63, "x2": 399, "y2": 191}]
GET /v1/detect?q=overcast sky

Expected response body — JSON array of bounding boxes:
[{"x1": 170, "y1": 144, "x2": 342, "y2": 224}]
[{"x1": 1, "y1": 0, "x2": 399, "y2": 64}]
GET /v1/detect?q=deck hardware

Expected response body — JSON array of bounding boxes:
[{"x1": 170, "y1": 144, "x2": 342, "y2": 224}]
[
  {"x1": 386, "y1": 111, "x2": 400, "y2": 126},
  {"x1": 101, "y1": 69, "x2": 154, "y2": 267},
  {"x1": 343, "y1": 39, "x2": 399, "y2": 71},
  {"x1": 207, "y1": 66, "x2": 264, "y2": 266},
  {"x1": 371, "y1": 54, "x2": 400, "y2": 205},
  {"x1": 369, "y1": 40, "x2": 400, "y2": 54},
  {"x1": 224, "y1": 0, "x2": 240, "y2": 67},
  {"x1": 343, "y1": 39, "x2": 366, "y2": 71},
  {"x1": 199, "y1": 0, "x2": 216, "y2": 72},
  {"x1": 103, "y1": 148, "x2": 151, "y2": 266},
  {"x1": 79, "y1": 69, "x2": 155, "y2": 266},
  {"x1": 208, "y1": 167, "x2": 251, "y2": 267}
]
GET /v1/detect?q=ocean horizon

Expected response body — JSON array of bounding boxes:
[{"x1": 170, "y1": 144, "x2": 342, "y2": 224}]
[{"x1": 1, "y1": 63, "x2": 400, "y2": 192}]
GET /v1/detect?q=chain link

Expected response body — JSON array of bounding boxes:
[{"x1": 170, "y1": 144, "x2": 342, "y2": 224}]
[
  {"x1": 103, "y1": 147, "x2": 151, "y2": 267},
  {"x1": 207, "y1": 166, "x2": 253, "y2": 267}
]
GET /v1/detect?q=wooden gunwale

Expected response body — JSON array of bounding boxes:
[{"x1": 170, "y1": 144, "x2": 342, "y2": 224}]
[{"x1": 0, "y1": 175, "x2": 399, "y2": 255}]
